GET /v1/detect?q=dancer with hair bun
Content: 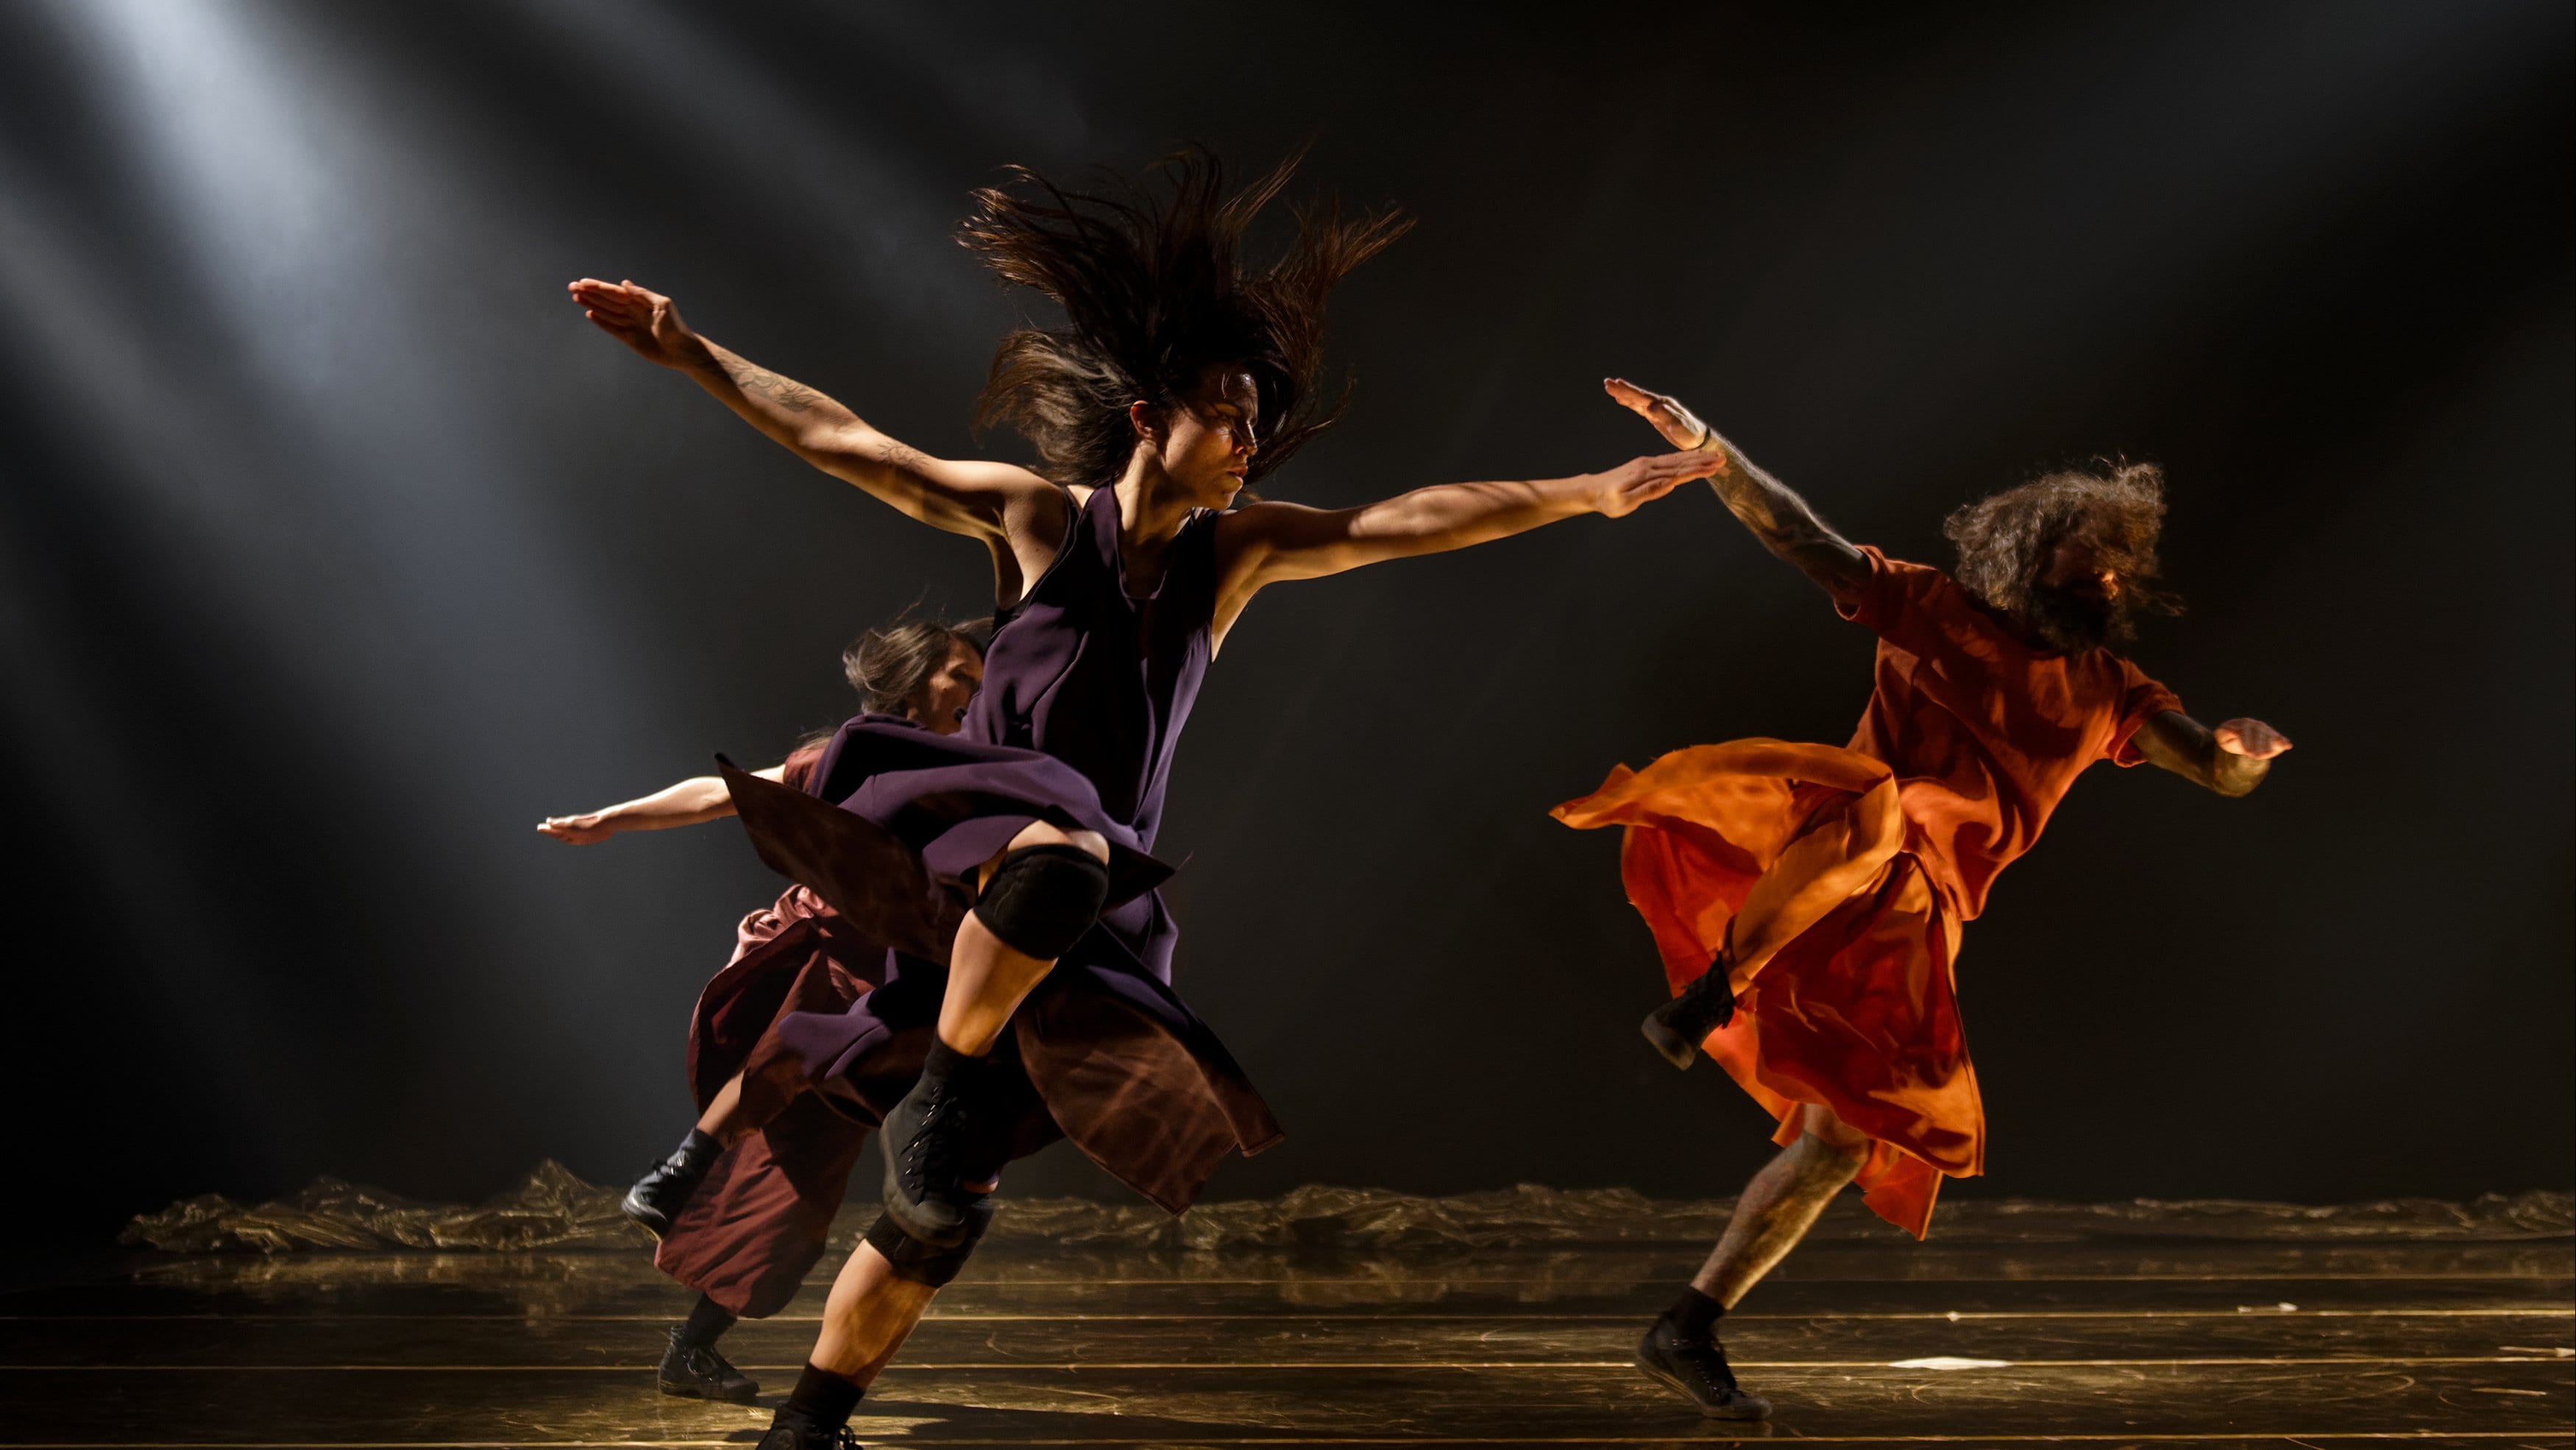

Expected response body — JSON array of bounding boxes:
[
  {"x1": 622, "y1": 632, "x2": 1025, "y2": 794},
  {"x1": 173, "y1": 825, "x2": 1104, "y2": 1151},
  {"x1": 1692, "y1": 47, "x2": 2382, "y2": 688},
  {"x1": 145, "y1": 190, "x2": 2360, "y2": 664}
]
[
  {"x1": 1553, "y1": 378, "x2": 2292, "y2": 1421},
  {"x1": 570, "y1": 152, "x2": 1723, "y2": 1448},
  {"x1": 539, "y1": 615, "x2": 982, "y2": 1403}
]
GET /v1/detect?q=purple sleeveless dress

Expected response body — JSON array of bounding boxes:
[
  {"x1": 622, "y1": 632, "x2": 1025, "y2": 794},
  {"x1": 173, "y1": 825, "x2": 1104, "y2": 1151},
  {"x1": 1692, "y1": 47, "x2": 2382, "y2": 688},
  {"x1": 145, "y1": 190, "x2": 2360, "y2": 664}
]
[{"x1": 726, "y1": 487, "x2": 1281, "y2": 1214}]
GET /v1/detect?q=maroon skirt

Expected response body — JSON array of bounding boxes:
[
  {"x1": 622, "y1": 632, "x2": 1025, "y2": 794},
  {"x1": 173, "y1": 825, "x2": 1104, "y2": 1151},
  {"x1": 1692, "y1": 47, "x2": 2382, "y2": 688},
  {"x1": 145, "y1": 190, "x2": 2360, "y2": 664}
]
[{"x1": 652, "y1": 886, "x2": 881, "y2": 1318}]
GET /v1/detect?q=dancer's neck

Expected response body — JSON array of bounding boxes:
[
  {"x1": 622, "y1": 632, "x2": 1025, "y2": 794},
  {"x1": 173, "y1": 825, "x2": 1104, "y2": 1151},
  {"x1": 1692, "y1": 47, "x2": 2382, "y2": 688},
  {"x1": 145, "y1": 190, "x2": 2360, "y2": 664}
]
[{"x1": 1101, "y1": 456, "x2": 1202, "y2": 595}]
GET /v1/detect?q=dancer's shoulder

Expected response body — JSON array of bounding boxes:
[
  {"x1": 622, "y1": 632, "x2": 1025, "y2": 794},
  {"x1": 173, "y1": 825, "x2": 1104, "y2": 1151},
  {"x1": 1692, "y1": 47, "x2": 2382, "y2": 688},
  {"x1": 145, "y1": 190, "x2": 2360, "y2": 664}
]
[{"x1": 1835, "y1": 547, "x2": 1962, "y2": 630}]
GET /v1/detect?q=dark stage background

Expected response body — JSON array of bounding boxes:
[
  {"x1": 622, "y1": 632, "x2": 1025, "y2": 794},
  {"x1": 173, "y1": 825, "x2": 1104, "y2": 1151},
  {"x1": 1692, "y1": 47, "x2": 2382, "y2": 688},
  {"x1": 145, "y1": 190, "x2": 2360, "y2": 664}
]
[{"x1": 3, "y1": 1, "x2": 2569, "y2": 1257}]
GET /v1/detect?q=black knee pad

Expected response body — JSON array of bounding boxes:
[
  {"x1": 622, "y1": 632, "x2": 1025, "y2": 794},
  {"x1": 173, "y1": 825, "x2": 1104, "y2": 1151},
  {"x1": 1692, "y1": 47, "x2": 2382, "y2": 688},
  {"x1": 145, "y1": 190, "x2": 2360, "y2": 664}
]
[
  {"x1": 973, "y1": 843, "x2": 1109, "y2": 960},
  {"x1": 862, "y1": 1198, "x2": 994, "y2": 1287}
]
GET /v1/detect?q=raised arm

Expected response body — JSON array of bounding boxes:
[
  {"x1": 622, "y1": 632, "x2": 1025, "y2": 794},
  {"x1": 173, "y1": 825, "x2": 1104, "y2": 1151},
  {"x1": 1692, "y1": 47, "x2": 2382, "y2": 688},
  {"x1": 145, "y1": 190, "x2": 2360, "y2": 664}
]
[
  {"x1": 568, "y1": 280, "x2": 1068, "y2": 587},
  {"x1": 1603, "y1": 378, "x2": 1870, "y2": 607},
  {"x1": 2130, "y1": 712, "x2": 2292, "y2": 797},
  {"x1": 1207, "y1": 451, "x2": 1725, "y2": 643},
  {"x1": 536, "y1": 765, "x2": 787, "y2": 845}
]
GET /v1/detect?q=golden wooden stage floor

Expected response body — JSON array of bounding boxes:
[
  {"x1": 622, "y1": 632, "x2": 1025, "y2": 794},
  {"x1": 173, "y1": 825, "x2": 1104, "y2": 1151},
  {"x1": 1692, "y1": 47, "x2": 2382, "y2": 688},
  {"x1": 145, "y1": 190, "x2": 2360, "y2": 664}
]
[{"x1": 9, "y1": 1184, "x2": 2570, "y2": 1447}]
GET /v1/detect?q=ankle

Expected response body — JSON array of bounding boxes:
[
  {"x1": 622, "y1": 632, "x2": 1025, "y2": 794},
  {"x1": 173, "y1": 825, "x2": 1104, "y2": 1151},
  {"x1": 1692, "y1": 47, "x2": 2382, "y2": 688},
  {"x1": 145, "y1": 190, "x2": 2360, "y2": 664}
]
[
  {"x1": 781, "y1": 1361, "x2": 863, "y2": 1431},
  {"x1": 673, "y1": 1293, "x2": 736, "y2": 1351},
  {"x1": 931, "y1": 1021, "x2": 1003, "y2": 1059},
  {"x1": 667, "y1": 1128, "x2": 722, "y2": 1175},
  {"x1": 1663, "y1": 1285, "x2": 1725, "y2": 1339},
  {"x1": 924, "y1": 1036, "x2": 1009, "y2": 1077}
]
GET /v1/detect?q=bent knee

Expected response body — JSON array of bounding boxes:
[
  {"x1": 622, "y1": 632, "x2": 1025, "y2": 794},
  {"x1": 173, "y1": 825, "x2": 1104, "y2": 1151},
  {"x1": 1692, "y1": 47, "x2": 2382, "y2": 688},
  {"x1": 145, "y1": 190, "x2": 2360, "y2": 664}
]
[
  {"x1": 1004, "y1": 819, "x2": 1110, "y2": 864},
  {"x1": 973, "y1": 833, "x2": 1113, "y2": 962},
  {"x1": 1797, "y1": 1103, "x2": 1871, "y2": 1167}
]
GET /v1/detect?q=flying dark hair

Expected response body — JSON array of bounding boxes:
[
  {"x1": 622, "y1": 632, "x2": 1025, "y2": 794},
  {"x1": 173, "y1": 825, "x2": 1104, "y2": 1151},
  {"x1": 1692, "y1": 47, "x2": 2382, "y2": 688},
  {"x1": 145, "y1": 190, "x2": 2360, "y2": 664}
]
[
  {"x1": 957, "y1": 146, "x2": 1412, "y2": 489},
  {"x1": 842, "y1": 615, "x2": 988, "y2": 718},
  {"x1": 1940, "y1": 461, "x2": 2182, "y2": 646}
]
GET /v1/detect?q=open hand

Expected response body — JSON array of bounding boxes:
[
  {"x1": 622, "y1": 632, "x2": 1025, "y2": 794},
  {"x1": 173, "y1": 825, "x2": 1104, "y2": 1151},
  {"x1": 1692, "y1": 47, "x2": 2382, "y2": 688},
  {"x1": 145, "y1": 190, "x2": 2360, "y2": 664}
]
[
  {"x1": 1605, "y1": 377, "x2": 1723, "y2": 464},
  {"x1": 2213, "y1": 718, "x2": 2293, "y2": 760},
  {"x1": 1592, "y1": 450, "x2": 1730, "y2": 518},
  {"x1": 536, "y1": 812, "x2": 618, "y2": 844},
  {"x1": 567, "y1": 278, "x2": 705, "y2": 369}
]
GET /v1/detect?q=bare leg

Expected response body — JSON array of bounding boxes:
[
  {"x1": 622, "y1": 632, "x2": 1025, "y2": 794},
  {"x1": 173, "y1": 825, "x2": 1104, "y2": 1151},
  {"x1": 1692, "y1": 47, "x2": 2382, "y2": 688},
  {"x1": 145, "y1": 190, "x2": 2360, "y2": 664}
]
[
  {"x1": 878, "y1": 820, "x2": 1109, "y2": 1247},
  {"x1": 695, "y1": 1072, "x2": 748, "y2": 1142},
  {"x1": 937, "y1": 820, "x2": 1110, "y2": 1055},
  {"x1": 1692, "y1": 1103, "x2": 1869, "y2": 1306},
  {"x1": 1723, "y1": 779, "x2": 1904, "y2": 991},
  {"x1": 809, "y1": 1243, "x2": 939, "y2": 1385},
  {"x1": 1634, "y1": 1103, "x2": 1869, "y2": 1419},
  {"x1": 1646, "y1": 781, "x2": 1906, "y2": 1069},
  {"x1": 766, "y1": 1240, "x2": 950, "y2": 1441}
]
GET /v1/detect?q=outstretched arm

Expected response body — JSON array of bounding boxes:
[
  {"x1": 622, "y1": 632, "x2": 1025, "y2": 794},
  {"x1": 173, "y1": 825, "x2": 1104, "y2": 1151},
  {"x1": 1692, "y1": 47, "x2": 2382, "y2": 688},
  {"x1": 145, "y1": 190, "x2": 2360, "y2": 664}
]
[
  {"x1": 1603, "y1": 378, "x2": 1870, "y2": 606},
  {"x1": 568, "y1": 280, "x2": 1068, "y2": 584},
  {"x1": 536, "y1": 765, "x2": 787, "y2": 844},
  {"x1": 2131, "y1": 712, "x2": 2291, "y2": 796},
  {"x1": 1207, "y1": 451, "x2": 1725, "y2": 643}
]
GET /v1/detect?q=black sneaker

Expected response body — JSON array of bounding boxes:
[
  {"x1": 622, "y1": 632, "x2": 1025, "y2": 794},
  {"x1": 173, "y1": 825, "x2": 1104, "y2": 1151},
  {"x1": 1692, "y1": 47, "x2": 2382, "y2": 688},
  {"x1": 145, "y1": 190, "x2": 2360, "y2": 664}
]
[
  {"x1": 878, "y1": 1047, "x2": 1006, "y2": 1248},
  {"x1": 755, "y1": 1409, "x2": 862, "y2": 1450},
  {"x1": 1634, "y1": 1314, "x2": 1770, "y2": 1420},
  {"x1": 1641, "y1": 966, "x2": 1736, "y2": 1071},
  {"x1": 620, "y1": 1142, "x2": 715, "y2": 1241},
  {"x1": 656, "y1": 1326, "x2": 757, "y2": 1402}
]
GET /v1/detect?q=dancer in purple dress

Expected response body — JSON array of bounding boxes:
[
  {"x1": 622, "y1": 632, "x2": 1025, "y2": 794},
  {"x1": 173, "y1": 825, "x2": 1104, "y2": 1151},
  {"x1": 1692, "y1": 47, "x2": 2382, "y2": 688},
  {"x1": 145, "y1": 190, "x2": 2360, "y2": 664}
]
[{"x1": 570, "y1": 151, "x2": 1723, "y2": 1448}]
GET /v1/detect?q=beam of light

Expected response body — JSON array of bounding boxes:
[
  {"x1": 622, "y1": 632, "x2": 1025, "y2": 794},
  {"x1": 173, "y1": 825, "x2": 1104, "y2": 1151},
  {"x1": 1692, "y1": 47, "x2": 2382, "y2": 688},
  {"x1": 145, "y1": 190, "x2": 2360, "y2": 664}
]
[
  {"x1": 519, "y1": 0, "x2": 1012, "y2": 357},
  {"x1": 15, "y1": 0, "x2": 706, "y2": 1151},
  {"x1": 0, "y1": 152, "x2": 330, "y2": 1167}
]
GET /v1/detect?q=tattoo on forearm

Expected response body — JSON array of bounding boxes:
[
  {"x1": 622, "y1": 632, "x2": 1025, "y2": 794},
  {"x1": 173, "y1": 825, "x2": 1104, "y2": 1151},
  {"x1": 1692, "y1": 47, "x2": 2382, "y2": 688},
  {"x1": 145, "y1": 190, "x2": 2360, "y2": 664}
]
[
  {"x1": 1707, "y1": 442, "x2": 1867, "y2": 593},
  {"x1": 724, "y1": 357, "x2": 828, "y2": 414},
  {"x1": 878, "y1": 438, "x2": 929, "y2": 473}
]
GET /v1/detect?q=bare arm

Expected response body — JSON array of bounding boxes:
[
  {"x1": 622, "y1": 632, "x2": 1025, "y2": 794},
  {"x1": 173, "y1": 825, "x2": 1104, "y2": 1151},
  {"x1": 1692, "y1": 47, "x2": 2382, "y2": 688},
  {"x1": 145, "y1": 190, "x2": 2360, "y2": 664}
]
[
  {"x1": 536, "y1": 765, "x2": 787, "y2": 844},
  {"x1": 1603, "y1": 378, "x2": 1870, "y2": 606},
  {"x1": 1208, "y1": 451, "x2": 1725, "y2": 643},
  {"x1": 2130, "y1": 712, "x2": 2292, "y2": 796},
  {"x1": 567, "y1": 278, "x2": 1068, "y2": 589}
]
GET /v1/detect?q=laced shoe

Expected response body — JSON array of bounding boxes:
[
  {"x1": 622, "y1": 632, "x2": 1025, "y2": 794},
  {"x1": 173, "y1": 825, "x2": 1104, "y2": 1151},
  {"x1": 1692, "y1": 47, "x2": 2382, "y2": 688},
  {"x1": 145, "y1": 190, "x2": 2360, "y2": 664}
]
[
  {"x1": 1634, "y1": 1313, "x2": 1771, "y2": 1420},
  {"x1": 620, "y1": 1134, "x2": 718, "y2": 1240},
  {"x1": 656, "y1": 1326, "x2": 757, "y2": 1402},
  {"x1": 753, "y1": 1409, "x2": 863, "y2": 1450},
  {"x1": 1641, "y1": 963, "x2": 1736, "y2": 1070},
  {"x1": 877, "y1": 1048, "x2": 1005, "y2": 1247}
]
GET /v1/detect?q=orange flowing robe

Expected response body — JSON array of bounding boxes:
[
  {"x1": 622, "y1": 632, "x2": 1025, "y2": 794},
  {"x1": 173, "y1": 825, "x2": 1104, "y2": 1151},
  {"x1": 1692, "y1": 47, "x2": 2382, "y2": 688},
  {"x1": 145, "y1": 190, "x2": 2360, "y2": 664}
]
[{"x1": 1553, "y1": 549, "x2": 2182, "y2": 1237}]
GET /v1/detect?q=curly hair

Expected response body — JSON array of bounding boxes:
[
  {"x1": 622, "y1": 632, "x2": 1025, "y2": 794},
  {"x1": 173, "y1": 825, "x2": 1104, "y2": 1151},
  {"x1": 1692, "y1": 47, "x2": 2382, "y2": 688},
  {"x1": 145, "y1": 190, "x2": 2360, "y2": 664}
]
[
  {"x1": 842, "y1": 615, "x2": 988, "y2": 718},
  {"x1": 1941, "y1": 461, "x2": 2182, "y2": 647},
  {"x1": 957, "y1": 147, "x2": 1411, "y2": 489}
]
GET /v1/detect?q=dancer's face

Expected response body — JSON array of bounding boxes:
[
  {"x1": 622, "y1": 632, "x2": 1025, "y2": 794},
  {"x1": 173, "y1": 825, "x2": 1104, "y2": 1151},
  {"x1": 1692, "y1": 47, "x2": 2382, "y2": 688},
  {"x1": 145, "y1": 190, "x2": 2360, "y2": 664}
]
[
  {"x1": 1139, "y1": 366, "x2": 1260, "y2": 506},
  {"x1": 2041, "y1": 536, "x2": 2120, "y2": 596},
  {"x1": 2024, "y1": 536, "x2": 2121, "y2": 652},
  {"x1": 912, "y1": 640, "x2": 984, "y2": 735}
]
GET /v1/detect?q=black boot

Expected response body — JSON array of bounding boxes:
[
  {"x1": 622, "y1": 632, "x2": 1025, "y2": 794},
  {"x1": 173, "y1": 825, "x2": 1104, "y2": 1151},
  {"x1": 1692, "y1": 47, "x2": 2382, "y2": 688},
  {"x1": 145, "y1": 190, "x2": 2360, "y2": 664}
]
[
  {"x1": 1635, "y1": 1312, "x2": 1770, "y2": 1421},
  {"x1": 622, "y1": 1128, "x2": 721, "y2": 1240},
  {"x1": 878, "y1": 1042, "x2": 1006, "y2": 1248},
  {"x1": 1642, "y1": 958, "x2": 1736, "y2": 1070},
  {"x1": 657, "y1": 1295, "x2": 756, "y2": 1401},
  {"x1": 658, "y1": 1325, "x2": 757, "y2": 1401}
]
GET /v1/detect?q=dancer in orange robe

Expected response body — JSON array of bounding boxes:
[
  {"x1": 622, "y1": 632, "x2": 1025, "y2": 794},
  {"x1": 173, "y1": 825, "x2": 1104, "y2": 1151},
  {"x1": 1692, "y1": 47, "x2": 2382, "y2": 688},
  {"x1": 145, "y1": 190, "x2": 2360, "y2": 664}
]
[{"x1": 1554, "y1": 378, "x2": 2293, "y2": 1422}]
